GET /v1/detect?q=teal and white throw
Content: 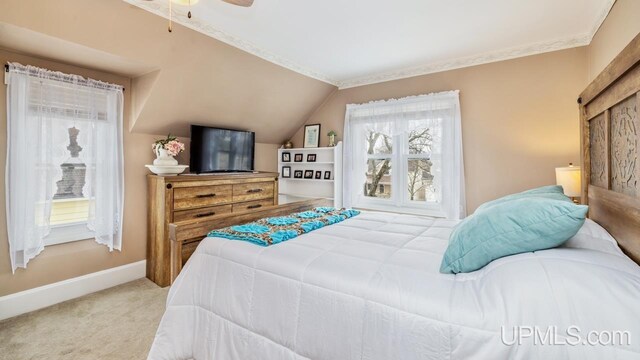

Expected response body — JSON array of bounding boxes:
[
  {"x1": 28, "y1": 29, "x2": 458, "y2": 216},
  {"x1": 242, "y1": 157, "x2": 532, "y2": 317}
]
[{"x1": 207, "y1": 207, "x2": 360, "y2": 246}]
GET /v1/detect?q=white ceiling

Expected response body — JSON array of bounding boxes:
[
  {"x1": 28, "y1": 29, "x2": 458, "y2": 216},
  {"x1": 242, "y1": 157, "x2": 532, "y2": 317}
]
[{"x1": 126, "y1": 0, "x2": 614, "y2": 88}]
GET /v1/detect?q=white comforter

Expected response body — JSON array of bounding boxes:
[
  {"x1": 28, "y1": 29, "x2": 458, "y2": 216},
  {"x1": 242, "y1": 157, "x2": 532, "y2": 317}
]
[{"x1": 149, "y1": 212, "x2": 640, "y2": 360}]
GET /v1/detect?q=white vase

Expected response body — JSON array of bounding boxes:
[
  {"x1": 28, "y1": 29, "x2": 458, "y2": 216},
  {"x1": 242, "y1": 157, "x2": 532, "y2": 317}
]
[{"x1": 154, "y1": 146, "x2": 178, "y2": 166}]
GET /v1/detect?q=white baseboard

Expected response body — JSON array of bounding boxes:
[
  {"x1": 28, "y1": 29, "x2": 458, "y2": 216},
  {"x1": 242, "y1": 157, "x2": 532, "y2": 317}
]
[{"x1": 0, "y1": 260, "x2": 147, "y2": 321}]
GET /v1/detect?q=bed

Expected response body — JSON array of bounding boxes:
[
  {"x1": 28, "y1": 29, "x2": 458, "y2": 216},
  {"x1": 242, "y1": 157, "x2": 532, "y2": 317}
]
[{"x1": 148, "y1": 33, "x2": 640, "y2": 360}]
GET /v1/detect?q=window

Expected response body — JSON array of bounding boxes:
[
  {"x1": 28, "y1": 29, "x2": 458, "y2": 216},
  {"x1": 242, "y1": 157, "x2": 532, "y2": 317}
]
[
  {"x1": 344, "y1": 91, "x2": 465, "y2": 219},
  {"x1": 5, "y1": 63, "x2": 124, "y2": 272}
]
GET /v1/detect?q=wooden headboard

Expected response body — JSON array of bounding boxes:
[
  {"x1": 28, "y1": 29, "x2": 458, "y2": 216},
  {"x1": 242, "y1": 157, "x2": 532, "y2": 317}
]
[{"x1": 580, "y1": 33, "x2": 640, "y2": 264}]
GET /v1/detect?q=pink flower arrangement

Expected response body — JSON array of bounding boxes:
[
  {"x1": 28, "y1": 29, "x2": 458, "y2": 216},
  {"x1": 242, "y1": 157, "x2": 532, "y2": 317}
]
[
  {"x1": 153, "y1": 134, "x2": 185, "y2": 157},
  {"x1": 164, "y1": 140, "x2": 185, "y2": 156}
]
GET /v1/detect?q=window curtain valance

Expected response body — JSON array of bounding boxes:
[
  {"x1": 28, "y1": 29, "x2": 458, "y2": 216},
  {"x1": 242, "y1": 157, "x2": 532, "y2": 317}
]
[{"x1": 5, "y1": 62, "x2": 125, "y2": 272}]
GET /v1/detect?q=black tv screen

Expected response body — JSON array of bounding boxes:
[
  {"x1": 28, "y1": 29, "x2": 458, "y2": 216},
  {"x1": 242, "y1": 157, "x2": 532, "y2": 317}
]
[{"x1": 190, "y1": 125, "x2": 255, "y2": 173}]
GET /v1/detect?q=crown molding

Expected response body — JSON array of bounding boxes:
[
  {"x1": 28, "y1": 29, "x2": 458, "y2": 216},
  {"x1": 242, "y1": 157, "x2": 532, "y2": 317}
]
[
  {"x1": 123, "y1": 0, "x2": 337, "y2": 85},
  {"x1": 124, "y1": 0, "x2": 615, "y2": 90},
  {"x1": 336, "y1": 34, "x2": 592, "y2": 89}
]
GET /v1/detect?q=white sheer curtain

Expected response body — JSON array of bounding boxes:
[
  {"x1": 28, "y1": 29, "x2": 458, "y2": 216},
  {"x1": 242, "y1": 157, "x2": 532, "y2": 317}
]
[
  {"x1": 343, "y1": 91, "x2": 466, "y2": 219},
  {"x1": 5, "y1": 63, "x2": 124, "y2": 272}
]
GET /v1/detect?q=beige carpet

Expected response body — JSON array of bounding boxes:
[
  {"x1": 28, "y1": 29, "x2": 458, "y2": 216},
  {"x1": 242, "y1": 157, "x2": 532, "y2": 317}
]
[{"x1": 0, "y1": 278, "x2": 168, "y2": 360}]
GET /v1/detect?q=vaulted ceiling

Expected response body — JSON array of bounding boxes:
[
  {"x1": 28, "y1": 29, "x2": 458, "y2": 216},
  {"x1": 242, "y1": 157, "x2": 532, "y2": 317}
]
[
  {"x1": 127, "y1": 0, "x2": 614, "y2": 88},
  {"x1": 0, "y1": 0, "x2": 335, "y2": 143},
  {"x1": 0, "y1": 0, "x2": 614, "y2": 143}
]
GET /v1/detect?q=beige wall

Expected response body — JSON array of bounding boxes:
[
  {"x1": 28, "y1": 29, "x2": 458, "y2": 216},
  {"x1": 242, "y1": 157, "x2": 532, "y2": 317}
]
[
  {"x1": 0, "y1": 49, "x2": 277, "y2": 296},
  {"x1": 1, "y1": 0, "x2": 638, "y2": 297},
  {"x1": 291, "y1": 48, "x2": 588, "y2": 212},
  {"x1": 0, "y1": 0, "x2": 336, "y2": 143},
  {"x1": 587, "y1": 0, "x2": 640, "y2": 81}
]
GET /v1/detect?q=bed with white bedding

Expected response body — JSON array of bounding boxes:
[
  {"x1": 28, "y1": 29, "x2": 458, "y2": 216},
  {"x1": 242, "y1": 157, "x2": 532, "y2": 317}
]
[{"x1": 148, "y1": 211, "x2": 640, "y2": 360}]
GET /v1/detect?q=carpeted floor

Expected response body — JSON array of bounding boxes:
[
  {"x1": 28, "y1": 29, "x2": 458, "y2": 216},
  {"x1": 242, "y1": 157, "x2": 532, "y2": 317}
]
[{"x1": 0, "y1": 278, "x2": 168, "y2": 360}]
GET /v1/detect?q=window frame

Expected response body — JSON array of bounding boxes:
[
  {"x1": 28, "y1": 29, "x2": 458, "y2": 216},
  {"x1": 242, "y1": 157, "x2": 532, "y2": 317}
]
[
  {"x1": 346, "y1": 94, "x2": 460, "y2": 218},
  {"x1": 355, "y1": 129, "x2": 446, "y2": 217},
  {"x1": 44, "y1": 223, "x2": 95, "y2": 246}
]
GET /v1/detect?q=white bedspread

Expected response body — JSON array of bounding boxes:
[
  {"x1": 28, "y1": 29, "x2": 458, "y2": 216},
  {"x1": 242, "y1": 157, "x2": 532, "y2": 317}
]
[{"x1": 149, "y1": 212, "x2": 640, "y2": 360}]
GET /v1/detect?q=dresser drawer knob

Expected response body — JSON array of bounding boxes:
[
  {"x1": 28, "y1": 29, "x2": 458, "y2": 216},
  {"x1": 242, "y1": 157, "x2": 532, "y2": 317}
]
[
  {"x1": 246, "y1": 189, "x2": 263, "y2": 193},
  {"x1": 196, "y1": 193, "x2": 216, "y2": 198},
  {"x1": 247, "y1": 204, "x2": 262, "y2": 209},
  {"x1": 195, "y1": 212, "x2": 216, "y2": 218}
]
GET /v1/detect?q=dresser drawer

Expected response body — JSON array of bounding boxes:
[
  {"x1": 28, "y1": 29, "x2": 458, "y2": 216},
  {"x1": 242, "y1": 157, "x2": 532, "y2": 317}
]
[
  {"x1": 232, "y1": 198, "x2": 274, "y2": 213},
  {"x1": 232, "y1": 182, "x2": 274, "y2": 202},
  {"x1": 174, "y1": 185, "x2": 232, "y2": 210},
  {"x1": 173, "y1": 204, "x2": 232, "y2": 222}
]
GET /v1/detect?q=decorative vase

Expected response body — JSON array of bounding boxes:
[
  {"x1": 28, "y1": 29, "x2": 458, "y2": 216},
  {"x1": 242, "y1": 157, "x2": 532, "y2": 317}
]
[
  {"x1": 154, "y1": 146, "x2": 178, "y2": 166},
  {"x1": 328, "y1": 134, "x2": 336, "y2": 147}
]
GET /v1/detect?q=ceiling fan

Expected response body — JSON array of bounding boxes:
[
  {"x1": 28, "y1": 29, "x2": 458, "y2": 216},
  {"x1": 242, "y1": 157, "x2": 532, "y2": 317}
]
[{"x1": 143, "y1": 0, "x2": 254, "y2": 32}]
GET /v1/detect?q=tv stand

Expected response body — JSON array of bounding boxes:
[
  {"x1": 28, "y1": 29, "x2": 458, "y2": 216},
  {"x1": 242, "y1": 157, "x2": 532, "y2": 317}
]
[{"x1": 146, "y1": 171, "x2": 278, "y2": 286}]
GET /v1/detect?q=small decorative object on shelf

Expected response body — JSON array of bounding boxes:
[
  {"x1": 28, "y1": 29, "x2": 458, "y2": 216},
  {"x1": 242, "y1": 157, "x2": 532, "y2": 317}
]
[
  {"x1": 304, "y1": 170, "x2": 314, "y2": 179},
  {"x1": 315, "y1": 171, "x2": 322, "y2": 179},
  {"x1": 324, "y1": 171, "x2": 331, "y2": 180},
  {"x1": 282, "y1": 166, "x2": 291, "y2": 178},
  {"x1": 294, "y1": 153, "x2": 303, "y2": 162},
  {"x1": 307, "y1": 154, "x2": 316, "y2": 162},
  {"x1": 282, "y1": 152, "x2": 291, "y2": 162},
  {"x1": 303, "y1": 124, "x2": 321, "y2": 148},
  {"x1": 145, "y1": 134, "x2": 188, "y2": 175},
  {"x1": 283, "y1": 140, "x2": 293, "y2": 149},
  {"x1": 327, "y1": 130, "x2": 337, "y2": 147},
  {"x1": 294, "y1": 170, "x2": 303, "y2": 178}
]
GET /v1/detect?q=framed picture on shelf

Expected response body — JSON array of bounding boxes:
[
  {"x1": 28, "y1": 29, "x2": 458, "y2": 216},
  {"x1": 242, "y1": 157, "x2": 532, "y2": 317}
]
[
  {"x1": 294, "y1": 153, "x2": 303, "y2": 162},
  {"x1": 282, "y1": 166, "x2": 291, "y2": 178},
  {"x1": 307, "y1": 154, "x2": 316, "y2": 162},
  {"x1": 303, "y1": 124, "x2": 321, "y2": 148},
  {"x1": 294, "y1": 170, "x2": 303, "y2": 178},
  {"x1": 304, "y1": 170, "x2": 314, "y2": 179},
  {"x1": 324, "y1": 171, "x2": 331, "y2": 180},
  {"x1": 281, "y1": 152, "x2": 291, "y2": 162},
  {"x1": 315, "y1": 171, "x2": 322, "y2": 179}
]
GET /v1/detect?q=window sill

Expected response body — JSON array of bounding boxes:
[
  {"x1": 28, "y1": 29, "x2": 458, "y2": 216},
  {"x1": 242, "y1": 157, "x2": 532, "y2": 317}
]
[
  {"x1": 354, "y1": 202, "x2": 445, "y2": 218},
  {"x1": 44, "y1": 223, "x2": 95, "y2": 246}
]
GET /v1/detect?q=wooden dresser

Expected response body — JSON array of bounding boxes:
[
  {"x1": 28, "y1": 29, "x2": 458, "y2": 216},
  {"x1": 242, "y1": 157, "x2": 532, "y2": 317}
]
[{"x1": 147, "y1": 172, "x2": 278, "y2": 286}]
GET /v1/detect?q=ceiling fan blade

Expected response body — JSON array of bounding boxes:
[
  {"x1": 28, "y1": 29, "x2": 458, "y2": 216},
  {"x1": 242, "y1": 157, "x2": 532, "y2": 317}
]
[{"x1": 222, "y1": 0, "x2": 254, "y2": 7}]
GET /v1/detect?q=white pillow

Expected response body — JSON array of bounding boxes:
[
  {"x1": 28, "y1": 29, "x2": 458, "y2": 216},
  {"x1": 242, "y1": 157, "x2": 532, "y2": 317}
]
[{"x1": 562, "y1": 218, "x2": 624, "y2": 256}]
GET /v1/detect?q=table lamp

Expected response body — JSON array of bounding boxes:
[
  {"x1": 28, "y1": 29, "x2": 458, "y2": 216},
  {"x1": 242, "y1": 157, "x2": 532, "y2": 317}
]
[{"x1": 555, "y1": 163, "x2": 581, "y2": 203}]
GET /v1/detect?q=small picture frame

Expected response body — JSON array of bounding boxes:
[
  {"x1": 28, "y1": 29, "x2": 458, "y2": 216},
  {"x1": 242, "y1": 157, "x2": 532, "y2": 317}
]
[
  {"x1": 282, "y1": 166, "x2": 291, "y2": 178},
  {"x1": 294, "y1": 154, "x2": 303, "y2": 162},
  {"x1": 304, "y1": 170, "x2": 314, "y2": 179},
  {"x1": 303, "y1": 124, "x2": 321, "y2": 148},
  {"x1": 315, "y1": 171, "x2": 322, "y2": 179},
  {"x1": 281, "y1": 152, "x2": 291, "y2": 162},
  {"x1": 307, "y1": 154, "x2": 316, "y2": 162},
  {"x1": 294, "y1": 170, "x2": 303, "y2": 179},
  {"x1": 324, "y1": 171, "x2": 331, "y2": 180}
]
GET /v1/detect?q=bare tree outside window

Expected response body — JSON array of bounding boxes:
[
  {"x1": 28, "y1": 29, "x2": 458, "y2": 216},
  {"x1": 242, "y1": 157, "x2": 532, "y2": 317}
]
[
  {"x1": 364, "y1": 129, "x2": 392, "y2": 198},
  {"x1": 363, "y1": 126, "x2": 435, "y2": 200},
  {"x1": 407, "y1": 128, "x2": 434, "y2": 201}
]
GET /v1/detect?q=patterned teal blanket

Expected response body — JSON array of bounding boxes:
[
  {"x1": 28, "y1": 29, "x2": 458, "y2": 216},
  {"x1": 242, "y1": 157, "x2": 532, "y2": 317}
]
[{"x1": 207, "y1": 207, "x2": 360, "y2": 246}]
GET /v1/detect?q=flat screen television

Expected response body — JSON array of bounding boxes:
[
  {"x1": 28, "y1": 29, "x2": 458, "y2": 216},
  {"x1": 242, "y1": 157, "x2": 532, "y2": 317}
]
[{"x1": 189, "y1": 125, "x2": 255, "y2": 173}]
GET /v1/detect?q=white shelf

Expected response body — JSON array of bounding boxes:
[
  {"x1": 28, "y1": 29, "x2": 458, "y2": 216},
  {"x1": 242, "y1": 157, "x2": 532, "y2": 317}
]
[
  {"x1": 278, "y1": 142, "x2": 342, "y2": 207},
  {"x1": 278, "y1": 193, "x2": 334, "y2": 200},
  {"x1": 281, "y1": 178, "x2": 334, "y2": 183},
  {"x1": 279, "y1": 161, "x2": 334, "y2": 165},
  {"x1": 279, "y1": 147, "x2": 336, "y2": 152}
]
